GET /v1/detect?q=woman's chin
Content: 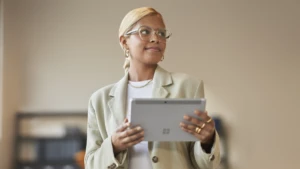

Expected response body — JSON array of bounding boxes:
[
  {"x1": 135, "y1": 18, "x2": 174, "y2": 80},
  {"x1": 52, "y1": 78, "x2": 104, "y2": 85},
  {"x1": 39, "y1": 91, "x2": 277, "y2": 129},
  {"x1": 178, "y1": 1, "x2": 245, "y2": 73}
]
[
  {"x1": 147, "y1": 54, "x2": 162, "y2": 60},
  {"x1": 148, "y1": 57, "x2": 162, "y2": 63},
  {"x1": 138, "y1": 54, "x2": 163, "y2": 65}
]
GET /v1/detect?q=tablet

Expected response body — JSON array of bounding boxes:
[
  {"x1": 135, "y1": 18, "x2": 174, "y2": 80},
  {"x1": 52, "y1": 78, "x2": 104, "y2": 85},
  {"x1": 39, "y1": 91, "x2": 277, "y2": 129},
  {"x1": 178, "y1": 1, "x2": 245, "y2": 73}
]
[{"x1": 130, "y1": 98, "x2": 206, "y2": 142}]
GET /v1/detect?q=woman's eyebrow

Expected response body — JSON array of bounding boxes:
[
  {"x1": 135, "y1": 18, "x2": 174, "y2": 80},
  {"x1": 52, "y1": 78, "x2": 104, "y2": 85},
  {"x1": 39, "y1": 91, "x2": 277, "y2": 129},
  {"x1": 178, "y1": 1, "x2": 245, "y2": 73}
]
[{"x1": 140, "y1": 25, "x2": 166, "y2": 30}]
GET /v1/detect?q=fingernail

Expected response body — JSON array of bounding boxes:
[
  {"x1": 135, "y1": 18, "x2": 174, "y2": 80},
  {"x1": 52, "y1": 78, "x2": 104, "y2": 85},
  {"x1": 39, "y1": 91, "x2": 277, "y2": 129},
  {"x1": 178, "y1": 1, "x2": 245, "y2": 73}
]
[
  {"x1": 136, "y1": 126, "x2": 141, "y2": 131},
  {"x1": 183, "y1": 115, "x2": 188, "y2": 120}
]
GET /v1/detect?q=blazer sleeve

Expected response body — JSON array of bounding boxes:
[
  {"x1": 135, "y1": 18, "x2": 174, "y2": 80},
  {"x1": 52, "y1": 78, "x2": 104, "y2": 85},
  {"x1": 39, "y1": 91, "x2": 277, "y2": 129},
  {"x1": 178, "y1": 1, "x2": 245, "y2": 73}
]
[
  {"x1": 189, "y1": 80, "x2": 221, "y2": 169},
  {"x1": 84, "y1": 98, "x2": 128, "y2": 169}
]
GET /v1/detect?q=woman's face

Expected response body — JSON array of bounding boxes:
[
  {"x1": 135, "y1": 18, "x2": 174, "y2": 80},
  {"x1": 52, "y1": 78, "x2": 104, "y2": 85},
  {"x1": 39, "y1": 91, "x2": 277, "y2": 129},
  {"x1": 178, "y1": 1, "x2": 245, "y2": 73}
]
[{"x1": 121, "y1": 14, "x2": 167, "y2": 66}]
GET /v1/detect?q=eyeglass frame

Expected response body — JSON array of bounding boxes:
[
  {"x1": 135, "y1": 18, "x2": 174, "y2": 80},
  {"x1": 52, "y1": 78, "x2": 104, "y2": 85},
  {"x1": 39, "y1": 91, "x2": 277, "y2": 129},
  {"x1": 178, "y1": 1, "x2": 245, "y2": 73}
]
[{"x1": 125, "y1": 25, "x2": 172, "y2": 42}]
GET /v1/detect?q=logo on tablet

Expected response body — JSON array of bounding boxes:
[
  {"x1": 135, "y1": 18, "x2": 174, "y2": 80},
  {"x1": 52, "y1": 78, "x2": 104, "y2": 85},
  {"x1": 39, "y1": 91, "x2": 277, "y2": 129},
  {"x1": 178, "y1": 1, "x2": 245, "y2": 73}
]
[{"x1": 163, "y1": 128, "x2": 170, "y2": 134}]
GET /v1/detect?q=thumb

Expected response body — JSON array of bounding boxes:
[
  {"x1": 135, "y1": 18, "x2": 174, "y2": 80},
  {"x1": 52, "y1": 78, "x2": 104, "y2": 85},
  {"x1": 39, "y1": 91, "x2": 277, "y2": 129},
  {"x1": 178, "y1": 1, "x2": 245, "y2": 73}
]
[
  {"x1": 116, "y1": 121, "x2": 129, "y2": 132},
  {"x1": 124, "y1": 118, "x2": 131, "y2": 127}
]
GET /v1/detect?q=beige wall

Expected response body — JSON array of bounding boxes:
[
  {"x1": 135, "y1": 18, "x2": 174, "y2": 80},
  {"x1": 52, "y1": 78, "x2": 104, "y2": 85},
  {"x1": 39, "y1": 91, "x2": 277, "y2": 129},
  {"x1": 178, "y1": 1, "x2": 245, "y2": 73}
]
[
  {"x1": 0, "y1": 0, "x2": 3, "y2": 166},
  {"x1": 0, "y1": 0, "x2": 3, "y2": 140},
  {"x1": 1, "y1": 0, "x2": 300, "y2": 169},
  {"x1": 1, "y1": 0, "x2": 22, "y2": 168}
]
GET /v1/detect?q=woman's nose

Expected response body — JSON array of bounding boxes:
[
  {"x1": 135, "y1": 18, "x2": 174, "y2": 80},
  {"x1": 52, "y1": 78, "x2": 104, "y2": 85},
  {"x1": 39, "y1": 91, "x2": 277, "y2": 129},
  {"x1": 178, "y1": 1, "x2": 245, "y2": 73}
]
[{"x1": 150, "y1": 32, "x2": 159, "y2": 43}]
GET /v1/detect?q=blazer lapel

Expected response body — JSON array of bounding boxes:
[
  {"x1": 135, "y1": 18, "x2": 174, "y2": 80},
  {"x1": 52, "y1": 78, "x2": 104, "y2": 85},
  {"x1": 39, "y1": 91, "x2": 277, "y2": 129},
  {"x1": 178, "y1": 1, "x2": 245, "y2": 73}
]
[
  {"x1": 152, "y1": 65, "x2": 173, "y2": 98},
  {"x1": 108, "y1": 72, "x2": 129, "y2": 125}
]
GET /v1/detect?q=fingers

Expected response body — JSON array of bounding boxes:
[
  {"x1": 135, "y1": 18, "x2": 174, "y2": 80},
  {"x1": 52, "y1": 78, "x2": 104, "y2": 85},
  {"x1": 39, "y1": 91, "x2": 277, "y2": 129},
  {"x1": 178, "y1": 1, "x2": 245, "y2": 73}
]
[
  {"x1": 183, "y1": 115, "x2": 201, "y2": 125},
  {"x1": 180, "y1": 125, "x2": 195, "y2": 135},
  {"x1": 181, "y1": 110, "x2": 216, "y2": 143},
  {"x1": 194, "y1": 110, "x2": 210, "y2": 122},
  {"x1": 122, "y1": 130, "x2": 144, "y2": 145},
  {"x1": 124, "y1": 136, "x2": 144, "y2": 147},
  {"x1": 119, "y1": 124, "x2": 144, "y2": 144},
  {"x1": 119, "y1": 126, "x2": 143, "y2": 138},
  {"x1": 183, "y1": 115, "x2": 214, "y2": 132},
  {"x1": 180, "y1": 122, "x2": 212, "y2": 135},
  {"x1": 180, "y1": 121, "x2": 215, "y2": 142},
  {"x1": 112, "y1": 122, "x2": 144, "y2": 154},
  {"x1": 183, "y1": 110, "x2": 210, "y2": 124}
]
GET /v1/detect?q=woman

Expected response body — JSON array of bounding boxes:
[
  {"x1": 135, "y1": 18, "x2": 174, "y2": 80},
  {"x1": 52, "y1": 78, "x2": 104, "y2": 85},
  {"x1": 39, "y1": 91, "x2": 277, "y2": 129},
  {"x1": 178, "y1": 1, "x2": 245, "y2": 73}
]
[{"x1": 85, "y1": 7, "x2": 221, "y2": 169}]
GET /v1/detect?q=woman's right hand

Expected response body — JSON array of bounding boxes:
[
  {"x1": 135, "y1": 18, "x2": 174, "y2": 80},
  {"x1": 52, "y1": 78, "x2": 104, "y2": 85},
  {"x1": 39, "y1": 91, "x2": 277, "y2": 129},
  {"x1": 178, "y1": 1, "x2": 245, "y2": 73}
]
[{"x1": 111, "y1": 118, "x2": 144, "y2": 155}]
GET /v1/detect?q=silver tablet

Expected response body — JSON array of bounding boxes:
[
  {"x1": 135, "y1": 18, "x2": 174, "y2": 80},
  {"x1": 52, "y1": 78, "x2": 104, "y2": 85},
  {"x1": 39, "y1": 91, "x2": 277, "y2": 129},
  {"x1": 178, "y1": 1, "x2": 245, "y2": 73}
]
[{"x1": 130, "y1": 98, "x2": 206, "y2": 141}]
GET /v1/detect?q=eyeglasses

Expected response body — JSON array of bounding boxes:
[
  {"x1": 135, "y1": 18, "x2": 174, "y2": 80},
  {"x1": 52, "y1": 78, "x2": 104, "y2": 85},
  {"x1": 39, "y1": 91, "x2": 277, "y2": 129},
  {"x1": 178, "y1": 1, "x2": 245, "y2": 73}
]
[{"x1": 125, "y1": 26, "x2": 172, "y2": 42}]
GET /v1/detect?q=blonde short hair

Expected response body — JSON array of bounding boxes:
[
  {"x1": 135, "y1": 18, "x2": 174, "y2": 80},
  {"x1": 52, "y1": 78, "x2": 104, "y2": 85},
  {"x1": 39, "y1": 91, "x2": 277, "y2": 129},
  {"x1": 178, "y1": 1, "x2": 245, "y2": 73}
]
[{"x1": 118, "y1": 7, "x2": 164, "y2": 72}]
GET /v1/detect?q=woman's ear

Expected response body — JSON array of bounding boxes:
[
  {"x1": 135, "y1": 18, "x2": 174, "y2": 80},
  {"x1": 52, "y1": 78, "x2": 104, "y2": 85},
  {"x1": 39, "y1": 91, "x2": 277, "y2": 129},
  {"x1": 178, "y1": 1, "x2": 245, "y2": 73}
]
[{"x1": 119, "y1": 36, "x2": 128, "y2": 50}]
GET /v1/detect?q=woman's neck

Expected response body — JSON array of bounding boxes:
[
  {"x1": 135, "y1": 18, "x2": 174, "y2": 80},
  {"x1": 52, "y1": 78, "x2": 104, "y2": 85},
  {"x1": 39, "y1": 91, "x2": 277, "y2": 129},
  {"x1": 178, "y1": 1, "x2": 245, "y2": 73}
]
[{"x1": 128, "y1": 64, "x2": 157, "y2": 82}]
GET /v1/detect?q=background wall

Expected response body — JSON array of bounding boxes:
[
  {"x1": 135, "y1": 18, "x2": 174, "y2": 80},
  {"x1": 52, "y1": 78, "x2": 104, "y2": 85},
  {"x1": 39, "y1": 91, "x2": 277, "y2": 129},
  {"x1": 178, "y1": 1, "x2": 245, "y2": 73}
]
[
  {"x1": 1, "y1": 0, "x2": 22, "y2": 166},
  {"x1": 0, "y1": 0, "x2": 3, "y2": 140},
  {"x1": 1, "y1": 0, "x2": 299, "y2": 169}
]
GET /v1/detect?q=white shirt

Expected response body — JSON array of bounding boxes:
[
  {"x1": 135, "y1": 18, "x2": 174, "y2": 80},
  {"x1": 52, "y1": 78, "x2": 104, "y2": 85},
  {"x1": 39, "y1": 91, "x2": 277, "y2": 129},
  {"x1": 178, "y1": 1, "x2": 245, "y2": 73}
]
[{"x1": 126, "y1": 80, "x2": 153, "y2": 169}]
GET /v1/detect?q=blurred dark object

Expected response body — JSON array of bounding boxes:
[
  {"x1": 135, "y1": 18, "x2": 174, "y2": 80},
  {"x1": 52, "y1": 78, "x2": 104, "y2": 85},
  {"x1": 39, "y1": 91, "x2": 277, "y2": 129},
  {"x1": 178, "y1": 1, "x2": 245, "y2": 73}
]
[
  {"x1": 65, "y1": 127, "x2": 82, "y2": 137},
  {"x1": 13, "y1": 112, "x2": 87, "y2": 169},
  {"x1": 213, "y1": 116, "x2": 229, "y2": 169}
]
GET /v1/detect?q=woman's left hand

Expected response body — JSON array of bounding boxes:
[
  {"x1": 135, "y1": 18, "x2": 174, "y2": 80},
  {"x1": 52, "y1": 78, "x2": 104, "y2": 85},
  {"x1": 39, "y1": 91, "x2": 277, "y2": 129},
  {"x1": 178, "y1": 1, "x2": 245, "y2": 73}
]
[{"x1": 180, "y1": 110, "x2": 215, "y2": 145}]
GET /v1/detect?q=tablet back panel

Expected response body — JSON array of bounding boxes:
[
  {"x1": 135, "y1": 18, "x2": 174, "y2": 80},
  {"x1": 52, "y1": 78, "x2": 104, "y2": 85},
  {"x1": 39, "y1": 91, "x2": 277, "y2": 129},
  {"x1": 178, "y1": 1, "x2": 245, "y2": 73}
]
[{"x1": 130, "y1": 98, "x2": 206, "y2": 141}]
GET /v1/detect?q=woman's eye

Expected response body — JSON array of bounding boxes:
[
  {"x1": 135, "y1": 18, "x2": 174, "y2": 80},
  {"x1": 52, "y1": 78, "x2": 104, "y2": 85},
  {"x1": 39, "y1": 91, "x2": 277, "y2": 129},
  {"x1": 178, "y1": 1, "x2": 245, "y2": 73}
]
[
  {"x1": 158, "y1": 31, "x2": 166, "y2": 37},
  {"x1": 140, "y1": 29, "x2": 150, "y2": 35}
]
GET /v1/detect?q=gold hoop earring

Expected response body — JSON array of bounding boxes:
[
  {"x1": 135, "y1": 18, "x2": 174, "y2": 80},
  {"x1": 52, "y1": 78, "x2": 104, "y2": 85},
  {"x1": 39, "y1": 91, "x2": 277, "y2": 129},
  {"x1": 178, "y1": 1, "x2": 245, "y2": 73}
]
[{"x1": 161, "y1": 55, "x2": 164, "y2": 61}]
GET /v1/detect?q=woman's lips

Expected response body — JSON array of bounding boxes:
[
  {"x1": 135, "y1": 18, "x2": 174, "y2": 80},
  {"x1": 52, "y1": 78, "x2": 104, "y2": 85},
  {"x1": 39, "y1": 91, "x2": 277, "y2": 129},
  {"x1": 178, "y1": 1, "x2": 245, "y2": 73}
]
[{"x1": 145, "y1": 47, "x2": 161, "y2": 52}]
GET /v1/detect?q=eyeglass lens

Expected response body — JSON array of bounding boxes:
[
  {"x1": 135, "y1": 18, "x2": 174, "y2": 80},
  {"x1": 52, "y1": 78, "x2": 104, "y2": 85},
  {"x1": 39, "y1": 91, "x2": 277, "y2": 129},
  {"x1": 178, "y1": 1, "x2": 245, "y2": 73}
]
[{"x1": 138, "y1": 26, "x2": 169, "y2": 41}]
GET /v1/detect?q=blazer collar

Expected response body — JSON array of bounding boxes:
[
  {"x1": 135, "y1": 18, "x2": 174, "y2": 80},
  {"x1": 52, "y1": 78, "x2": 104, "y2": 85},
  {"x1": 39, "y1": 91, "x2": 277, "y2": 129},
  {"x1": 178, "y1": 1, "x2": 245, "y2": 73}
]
[
  {"x1": 108, "y1": 65, "x2": 173, "y2": 124},
  {"x1": 151, "y1": 65, "x2": 172, "y2": 98}
]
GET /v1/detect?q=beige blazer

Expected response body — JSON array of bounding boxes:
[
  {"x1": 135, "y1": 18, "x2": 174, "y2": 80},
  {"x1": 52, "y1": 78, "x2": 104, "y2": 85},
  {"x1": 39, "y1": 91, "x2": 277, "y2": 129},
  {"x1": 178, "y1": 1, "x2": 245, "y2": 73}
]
[{"x1": 84, "y1": 65, "x2": 221, "y2": 169}]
